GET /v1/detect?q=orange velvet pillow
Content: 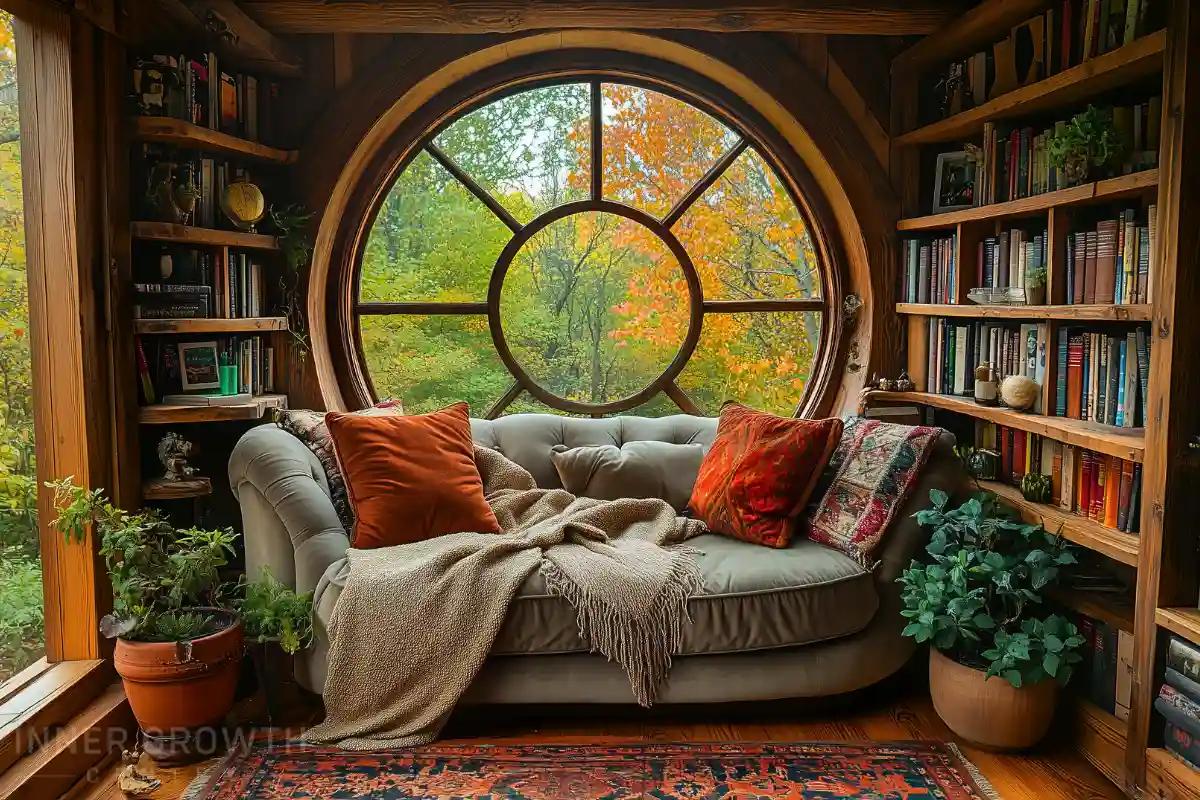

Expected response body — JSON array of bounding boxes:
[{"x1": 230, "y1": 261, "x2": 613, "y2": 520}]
[
  {"x1": 325, "y1": 402, "x2": 501, "y2": 549},
  {"x1": 688, "y1": 404, "x2": 843, "y2": 548}
]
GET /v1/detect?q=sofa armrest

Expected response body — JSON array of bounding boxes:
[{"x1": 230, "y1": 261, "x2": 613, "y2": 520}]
[
  {"x1": 228, "y1": 424, "x2": 350, "y2": 596},
  {"x1": 873, "y1": 429, "x2": 966, "y2": 587}
]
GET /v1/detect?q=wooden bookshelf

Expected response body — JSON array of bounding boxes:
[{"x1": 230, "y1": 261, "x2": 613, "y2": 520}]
[
  {"x1": 897, "y1": 169, "x2": 1159, "y2": 231},
  {"x1": 139, "y1": 393, "x2": 287, "y2": 425},
  {"x1": 1156, "y1": 608, "x2": 1200, "y2": 647},
  {"x1": 894, "y1": 0, "x2": 1053, "y2": 74},
  {"x1": 981, "y1": 479, "x2": 1140, "y2": 567},
  {"x1": 132, "y1": 117, "x2": 298, "y2": 164},
  {"x1": 142, "y1": 477, "x2": 212, "y2": 500},
  {"x1": 1046, "y1": 586, "x2": 1136, "y2": 633},
  {"x1": 1146, "y1": 747, "x2": 1200, "y2": 800},
  {"x1": 134, "y1": 317, "x2": 288, "y2": 335},
  {"x1": 130, "y1": 221, "x2": 279, "y2": 251},
  {"x1": 896, "y1": 31, "x2": 1167, "y2": 146},
  {"x1": 866, "y1": 391, "x2": 1146, "y2": 463},
  {"x1": 896, "y1": 303, "x2": 1153, "y2": 321},
  {"x1": 1074, "y1": 699, "x2": 1129, "y2": 790}
]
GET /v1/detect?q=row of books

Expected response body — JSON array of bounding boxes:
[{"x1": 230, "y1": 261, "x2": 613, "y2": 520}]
[
  {"x1": 924, "y1": 319, "x2": 1049, "y2": 409},
  {"x1": 974, "y1": 102, "x2": 1158, "y2": 207},
  {"x1": 900, "y1": 235, "x2": 958, "y2": 305},
  {"x1": 1055, "y1": 327, "x2": 1150, "y2": 427},
  {"x1": 1069, "y1": 614, "x2": 1133, "y2": 721},
  {"x1": 132, "y1": 52, "x2": 279, "y2": 143},
  {"x1": 138, "y1": 146, "x2": 258, "y2": 232},
  {"x1": 974, "y1": 421, "x2": 1142, "y2": 533},
  {"x1": 923, "y1": 0, "x2": 1160, "y2": 126},
  {"x1": 1066, "y1": 206, "x2": 1156, "y2": 305},
  {"x1": 133, "y1": 252, "x2": 270, "y2": 320},
  {"x1": 976, "y1": 226, "x2": 1048, "y2": 292},
  {"x1": 135, "y1": 334, "x2": 275, "y2": 404},
  {"x1": 1156, "y1": 636, "x2": 1200, "y2": 770}
]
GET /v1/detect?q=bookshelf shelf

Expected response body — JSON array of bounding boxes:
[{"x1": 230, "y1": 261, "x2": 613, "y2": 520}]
[
  {"x1": 896, "y1": 31, "x2": 1167, "y2": 147},
  {"x1": 142, "y1": 477, "x2": 212, "y2": 500},
  {"x1": 130, "y1": 221, "x2": 279, "y2": 251},
  {"x1": 138, "y1": 393, "x2": 287, "y2": 425},
  {"x1": 897, "y1": 169, "x2": 1159, "y2": 231},
  {"x1": 896, "y1": 303, "x2": 1153, "y2": 321},
  {"x1": 134, "y1": 317, "x2": 289, "y2": 334},
  {"x1": 1074, "y1": 699, "x2": 1129, "y2": 790},
  {"x1": 132, "y1": 117, "x2": 298, "y2": 164},
  {"x1": 894, "y1": 0, "x2": 1054, "y2": 74},
  {"x1": 1156, "y1": 608, "x2": 1200, "y2": 647},
  {"x1": 1046, "y1": 586, "x2": 1136, "y2": 632},
  {"x1": 981, "y1": 479, "x2": 1140, "y2": 567},
  {"x1": 866, "y1": 391, "x2": 1146, "y2": 463},
  {"x1": 1146, "y1": 747, "x2": 1200, "y2": 799}
]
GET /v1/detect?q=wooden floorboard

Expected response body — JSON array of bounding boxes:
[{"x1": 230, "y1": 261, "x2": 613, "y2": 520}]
[{"x1": 73, "y1": 693, "x2": 1123, "y2": 800}]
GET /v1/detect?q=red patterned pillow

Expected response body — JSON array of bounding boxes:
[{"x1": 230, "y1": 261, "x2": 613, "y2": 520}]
[{"x1": 688, "y1": 404, "x2": 843, "y2": 548}]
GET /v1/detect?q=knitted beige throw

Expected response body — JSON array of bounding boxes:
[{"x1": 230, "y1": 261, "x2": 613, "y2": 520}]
[{"x1": 304, "y1": 446, "x2": 707, "y2": 749}]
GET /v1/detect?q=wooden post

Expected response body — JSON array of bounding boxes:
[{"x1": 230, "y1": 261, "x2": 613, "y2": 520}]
[{"x1": 907, "y1": 315, "x2": 929, "y2": 392}]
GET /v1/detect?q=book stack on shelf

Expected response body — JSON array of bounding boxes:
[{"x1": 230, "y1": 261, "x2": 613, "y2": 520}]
[
  {"x1": 1067, "y1": 206, "x2": 1156, "y2": 305},
  {"x1": 1071, "y1": 612, "x2": 1135, "y2": 721},
  {"x1": 133, "y1": 251, "x2": 270, "y2": 320},
  {"x1": 973, "y1": 420, "x2": 1142, "y2": 534},
  {"x1": 1055, "y1": 326, "x2": 1150, "y2": 426},
  {"x1": 1156, "y1": 636, "x2": 1200, "y2": 770},
  {"x1": 900, "y1": 233, "x2": 958, "y2": 304},
  {"x1": 135, "y1": 335, "x2": 276, "y2": 405},
  {"x1": 975, "y1": 225, "x2": 1049, "y2": 295},
  {"x1": 924, "y1": 319, "x2": 1049, "y2": 405}
]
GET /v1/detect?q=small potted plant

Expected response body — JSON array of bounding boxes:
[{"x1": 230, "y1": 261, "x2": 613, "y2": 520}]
[
  {"x1": 1021, "y1": 472, "x2": 1053, "y2": 503},
  {"x1": 1048, "y1": 105, "x2": 1124, "y2": 187},
  {"x1": 898, "y1": 489, "x2": 1084, "y2": 750},
  {"x1": 48, "y1": 479, "x2": 243, "y2": 763},
  {"x1": 240, "y1": 566, "x2": 314, "y2": 721},
  {"x1": 1025, "y1": 263, "x2": 1048, "y2": 306}
]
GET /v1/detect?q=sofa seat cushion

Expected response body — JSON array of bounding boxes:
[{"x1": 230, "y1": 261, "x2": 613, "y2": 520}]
[{"x1": 492, "y1": 534, "x2": 878, "y2": 657}]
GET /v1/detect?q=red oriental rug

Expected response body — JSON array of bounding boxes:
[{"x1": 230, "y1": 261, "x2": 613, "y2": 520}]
[{"x1": 184, "y1": 740, "x2": 1001, "y2": 799}]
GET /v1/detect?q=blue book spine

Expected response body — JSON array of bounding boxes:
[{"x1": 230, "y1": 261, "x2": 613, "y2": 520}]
[{"x1": 1116, "y1": 340, "x2": 1127, "y2": 426}]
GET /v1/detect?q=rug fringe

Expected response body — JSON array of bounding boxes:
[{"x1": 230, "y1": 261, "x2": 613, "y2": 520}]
[
  {"x1": 180, "y1": 762, "x2": 221, "y2": 800},
  {"x1": 947, "y1": 742, "x2": 1004, "y2": 800}
]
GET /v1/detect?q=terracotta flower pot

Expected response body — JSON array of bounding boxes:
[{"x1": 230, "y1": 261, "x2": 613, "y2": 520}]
[
  {"x1": 929, "y1": 647, "x2": 1058, "y2": 751},
  {"x1": 113, "y1": 610, "x2": 244, "y2": 762}
]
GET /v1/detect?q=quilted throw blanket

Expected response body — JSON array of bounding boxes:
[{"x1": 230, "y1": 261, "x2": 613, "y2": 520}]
[{"x1": 304, "y1": 447, "x2": 707, "y2": 749}]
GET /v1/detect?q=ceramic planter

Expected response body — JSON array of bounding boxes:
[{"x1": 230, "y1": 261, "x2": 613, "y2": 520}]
[
  {"x1": 113, "y1": 610, "x2": 243, "y2": 763},
  {"x1": 929, "y1": 647, "x2": 1058, "y2": 751},
  {"x1": 1025, "y1": 284, "x2": 1046, "y2": 306}
]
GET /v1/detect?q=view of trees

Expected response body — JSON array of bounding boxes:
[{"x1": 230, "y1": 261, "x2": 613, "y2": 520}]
[
  {"x1": 0, "y1": 10, "x2": 42, "y2": 683},
  {"x1": 359, "y1": 81, "x2": 825, "y2": 418}
]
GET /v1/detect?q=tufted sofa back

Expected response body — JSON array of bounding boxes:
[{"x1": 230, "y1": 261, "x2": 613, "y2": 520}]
[{"x1": 470, "y1": 414, "x2": 718, "y2": 490}]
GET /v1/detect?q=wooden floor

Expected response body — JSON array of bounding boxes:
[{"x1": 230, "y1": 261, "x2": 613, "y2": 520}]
[{"x1": 75, "y1": 690, "x2": 1123, "y2": 800}]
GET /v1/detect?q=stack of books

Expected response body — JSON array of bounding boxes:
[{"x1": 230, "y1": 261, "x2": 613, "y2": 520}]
[
  {"x1": 1071, "y1": 613, "x2": 1134, "y2": 721},
  {"x1": 1053, "y1": 327, "x2": 1150, "y2": 427},
  {"x1": 1066, "y1": 206, "x2": 1156, "y2": 305},
  {"x1": 923, "y1": 319, "x2": 1049, "y2": 410},
  {"x1": 1157, "y1": 636, "x2": 1200, "y2": 769},
  {"x1": 974, "y1": 421, "x2": 1142, "y2": 534},
  {"x1": 134, "y1": 335, "x2": 275, "y2": 404},
  {"x1": 900, "y1": 234, "x2": 958, "y2": 304},
  {"x1": 975, "y1": 226, "x2": 1049, "y2": 293},
  {"x1": 132, "y1": 250, "x2": 269, "y2": 320}
]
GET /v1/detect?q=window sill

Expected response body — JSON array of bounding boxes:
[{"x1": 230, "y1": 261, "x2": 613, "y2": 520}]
[{"x1": 0, "y1": 658, "x2": 110, "y2": 775}]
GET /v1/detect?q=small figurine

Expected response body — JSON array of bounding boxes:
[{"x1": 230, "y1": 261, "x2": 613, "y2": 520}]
[
  {"x1": 157, "y1": 432, "x2": 198, "y2": 481},
  {"x1": 895, "y1": 370, "x2": 914, "y2": 392},
  {"x1": 866, "y1": 372, "x2": 881, "y2": 390},
  {"x1": 878, "y1": 377, "x2": 894, "y2": 391},
  {"x1": 974, "y1": 363, "x2": 999, "y2": 406}
]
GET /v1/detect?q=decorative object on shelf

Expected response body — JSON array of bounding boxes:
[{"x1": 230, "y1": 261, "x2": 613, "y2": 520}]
[
  {"x1": 973, "y1": 363, "x2": 999, "y2": 406},
  {"x1": 158, "y1": 247, "x2": 173, "y2": 280},
  {"x1": 267, "y1": 204, "x2": 314, "y2": 355},
  {"x1": 999, "y1": 374, "x2": 1038, "y2": 411},
  {"x1": 877, "y1": 377, "x2": 894, "y2": 391},
  {"x1": 177, "y1": 340, "x2": 221, "y2": 392},
  {"x1": 220, "y1": 180, "x2": 267, "y2": 232},
  {"x1": 865, "y1": 373, "x2": 881, "y2": 390},
  {"x1": 1020, "y1": 472, "x2": 1053, "y2": 503},
  {"x1": 895, "y1": 371, "x2": 915, "y2": 392},
  {"x1": 146, "y1": 160, "x2": 200, "y2": 224},
  {"x1": 932, "y1": 150, "x2": 977, "y2": 214},
  {"x1": 156, "y1": 432, "x2": 198, "y2": 481},
  {"x1": 955, "y1": 445, "x2": 998, "y2": 480},
  {"x1": 1048, "y1": 105, "x2": 1124, "y2": 187},
  {"x1": 1025, "y1": 263, "x2": 1048, "y2": 306},
  {"x1": 967, "y1": 287, "x2": 1028, "y2": 305},
  {"x1": 899, "y1": 489, "x2": 1082, "y2": 749}
]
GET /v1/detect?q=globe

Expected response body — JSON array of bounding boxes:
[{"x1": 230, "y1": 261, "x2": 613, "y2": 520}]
[{"x1": 221, "y1": 181, "x2": 266, "y2": 231}]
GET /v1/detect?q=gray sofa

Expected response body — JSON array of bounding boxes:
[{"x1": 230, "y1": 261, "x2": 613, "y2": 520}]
[{"x1": 228, "y1": 414, "x2": 962, "y2": 704}]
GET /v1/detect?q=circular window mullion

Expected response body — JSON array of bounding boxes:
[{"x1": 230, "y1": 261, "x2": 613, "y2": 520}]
[
  {"x1": 425, "y1": 142, "x2": 523, "y2": 234},
  {"x1": 662, "y1": 138, "x2": 748, "y2": 230}
]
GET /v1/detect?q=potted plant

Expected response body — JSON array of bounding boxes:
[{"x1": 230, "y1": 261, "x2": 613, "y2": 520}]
[
  {"x1": 240, "y1": 566, "x2": 314, "y2": 722},
  {"x1": 48, "y1": 479, "x2": 243, "y2": 763},
  {"x1": 898, "y1": 489, "x2": 1084, "y2": 750},
  {"x1": 1025, "y1": 263, "x2": 1048, "y2": 306},
  {"x1": 1048, "y1": 105, "x2": 1124, "y2": 187}
]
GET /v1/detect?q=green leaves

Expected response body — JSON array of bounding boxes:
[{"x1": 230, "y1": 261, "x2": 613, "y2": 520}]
[
  {"x1": 897, "y1": 489, "x2": 1085, "y2": 690},
  {"x1": 240, "y1": 566, "x2": 314, "y2": 655}
]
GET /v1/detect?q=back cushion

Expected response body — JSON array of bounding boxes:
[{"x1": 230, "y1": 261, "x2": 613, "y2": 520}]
[{"x1": 550, "y1": 441, "x2": 705, "y2": 511}]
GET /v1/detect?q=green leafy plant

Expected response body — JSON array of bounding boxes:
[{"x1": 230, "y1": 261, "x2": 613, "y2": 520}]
[
  {"x1": 0, "y1": 549, "x2": 42, "y2": 677},
  {"x1": 1020, "y1": 472, "x2": 1052, "y2": 503},
  {"x1": 1048, "y1": 105, "x2": 1124, "y2": 186},
  {"x1": 266, "y1": 203, "x2": 313, "y2": 355},
  {"x1": 897, "y1": 489, "x2": 1084, "y2": 688},
  {"x1": 1026, "y1": 263, "x2": 1048, "y2": 290},
  {"x1": 240, "y1": 566, "x2": 314, "y2": 655},
  {"x1": 46, "y1": 477, "x2": 238, "y2": 643}
]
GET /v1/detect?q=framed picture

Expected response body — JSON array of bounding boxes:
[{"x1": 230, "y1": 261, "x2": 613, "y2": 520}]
[
  {"x1": 178, "y1": 341, "x2": 221, "y2": 392},
  {"x1": 933, "y1": 151, "x2": 977, "y2": 214}
]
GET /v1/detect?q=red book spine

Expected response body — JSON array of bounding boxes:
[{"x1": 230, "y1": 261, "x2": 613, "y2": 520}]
[
  {"x1": 1090, "y1": 451, "x2": 1104, "y2": 521},
  {"x1": 1067, "y1": 333, "x2": 1084, "y2": 419},
  {"x1": 1012, "y1": 431, "x2": 1027, "y2": 485},
  {"x1": 1117, "y1": 460, "x2": 1134, "y2": 531}
]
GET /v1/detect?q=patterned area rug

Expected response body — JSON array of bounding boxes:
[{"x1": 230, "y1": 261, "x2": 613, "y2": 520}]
[{"x1": 184, "y1": 740, "x2": 1000, "y2": 799}]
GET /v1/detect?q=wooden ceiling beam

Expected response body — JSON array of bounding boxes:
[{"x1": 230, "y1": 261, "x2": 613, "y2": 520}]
[
  {"x1": 151, "y1": 0, "x2": 304, "y2": 76},
  {"x1": 236, "y1": 1, "x2": 959, "y2": 36}
]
